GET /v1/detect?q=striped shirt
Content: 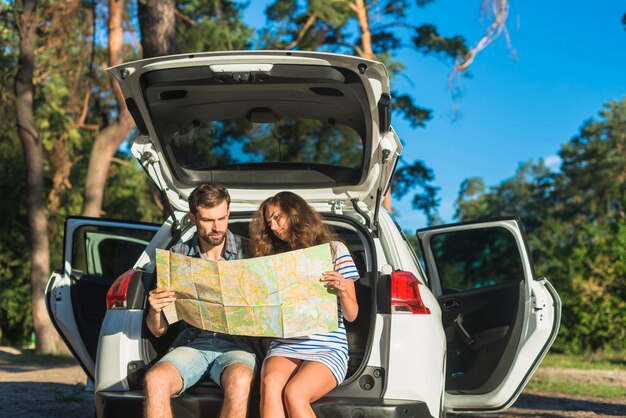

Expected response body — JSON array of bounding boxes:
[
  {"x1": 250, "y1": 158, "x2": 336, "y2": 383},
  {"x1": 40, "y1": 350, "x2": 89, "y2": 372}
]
[{"x1": 265, "y1": 241, "x2": 359, "y2": 384}]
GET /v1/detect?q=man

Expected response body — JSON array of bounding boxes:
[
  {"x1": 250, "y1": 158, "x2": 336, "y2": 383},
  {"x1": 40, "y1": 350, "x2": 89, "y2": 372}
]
[{"x1": 144, "y1": 183, "x2": 257, "y2": 418}]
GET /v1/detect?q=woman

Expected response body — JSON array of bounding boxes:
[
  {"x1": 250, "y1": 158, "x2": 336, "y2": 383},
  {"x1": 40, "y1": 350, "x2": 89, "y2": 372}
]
[{"x1": 249, "y1": 191, "x2": 359, "y2": 418}]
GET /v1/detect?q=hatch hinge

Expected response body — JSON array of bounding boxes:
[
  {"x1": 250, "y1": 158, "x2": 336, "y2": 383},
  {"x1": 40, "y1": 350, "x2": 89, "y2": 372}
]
[
  {"x1": 330, "y1": 200, "x2": 345, "y2": 215},
  {"x1": 351, "y1": 198, "x2": 371, "y2": 229},
  {"x1": 136, "y1": 146, "x2": 180, "y2": 234}
]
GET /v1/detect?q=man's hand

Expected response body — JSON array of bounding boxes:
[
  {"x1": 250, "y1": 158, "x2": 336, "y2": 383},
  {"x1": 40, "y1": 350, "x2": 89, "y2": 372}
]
[
  {"x1": 146, "y1": 288, "x2": 175, "y2": 337},
  {"x1": 148, "y1": 288, "x2": 177, "y2": 314}
]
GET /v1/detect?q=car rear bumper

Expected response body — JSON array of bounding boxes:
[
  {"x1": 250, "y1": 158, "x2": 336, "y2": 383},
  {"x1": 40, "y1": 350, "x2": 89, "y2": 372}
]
[{"x1": 96, "y1": 391, "x2": 434, "y2": 418}]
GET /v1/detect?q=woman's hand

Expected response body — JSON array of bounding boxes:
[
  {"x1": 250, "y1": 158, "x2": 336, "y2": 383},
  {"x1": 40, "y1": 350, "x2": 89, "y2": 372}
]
[
  {"x1": 321, "y1": 271, "x2": 349, "y2": 295},
  {"x1": 321, "y1": 271, "x2": 359, "y2": 322}
]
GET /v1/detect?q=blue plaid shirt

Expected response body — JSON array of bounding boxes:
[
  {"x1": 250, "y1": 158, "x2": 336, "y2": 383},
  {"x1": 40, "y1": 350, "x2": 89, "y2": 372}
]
[{"x1": 170, "y1": 229, "x2": 248, "y2": 260}]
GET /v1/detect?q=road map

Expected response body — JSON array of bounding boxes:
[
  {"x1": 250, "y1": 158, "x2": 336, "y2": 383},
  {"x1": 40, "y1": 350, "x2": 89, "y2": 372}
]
[{"x1": 155, "y1": 243, "x2": 338, "y2": 337}]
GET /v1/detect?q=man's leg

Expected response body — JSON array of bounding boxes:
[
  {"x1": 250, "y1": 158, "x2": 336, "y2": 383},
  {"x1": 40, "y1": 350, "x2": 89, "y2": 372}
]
[
  {"x1": 209, "y1": 347, "x2": 258, "y2": 418},
  {"x1": 144, "y1": 345, "x2": 212, "y2": 418},
  {"x1": 144, "y1": 362, "x2": 184, "y2": 418},
  {"x1": 220, "y1": 362, "x2": 255, "y2": 418}
]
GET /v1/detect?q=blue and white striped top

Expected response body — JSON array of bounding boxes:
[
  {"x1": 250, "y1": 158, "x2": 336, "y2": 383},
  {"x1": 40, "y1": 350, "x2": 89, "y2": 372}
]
[{"x1": 265, "y1": 241, "x2": 359, "y2": 384}]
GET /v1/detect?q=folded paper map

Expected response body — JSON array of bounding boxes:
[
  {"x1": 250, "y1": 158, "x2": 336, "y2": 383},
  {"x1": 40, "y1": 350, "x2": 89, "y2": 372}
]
[{"x1": 155, "y1": 243, "x2": 338, "y2": 338}]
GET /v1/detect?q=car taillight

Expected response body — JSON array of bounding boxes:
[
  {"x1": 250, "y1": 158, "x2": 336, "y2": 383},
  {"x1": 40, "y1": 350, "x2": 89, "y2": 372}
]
[
  {"x1": 106, "y1": 269, "x2": 136, "y2": 309},
  {"x1": 391, "y1": 270, "x2": 431, "y2": 314}
]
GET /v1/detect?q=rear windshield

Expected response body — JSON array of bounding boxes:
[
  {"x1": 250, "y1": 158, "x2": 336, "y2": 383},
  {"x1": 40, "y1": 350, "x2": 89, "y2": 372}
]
[{"x1": 170, "y1": 117, "x2": 364, "y2": 171}]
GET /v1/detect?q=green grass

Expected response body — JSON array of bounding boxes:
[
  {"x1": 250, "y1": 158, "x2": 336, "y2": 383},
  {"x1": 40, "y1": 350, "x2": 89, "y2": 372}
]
[
  {"x1": 526, "y1": 352, "x2": 626, "y2": 400},
  {"x1": 526, "y1": 378, "x2": 626, "y2": 399},
  {"x1": 540, "y1": 352, "x2": 625, "y2": 371}
]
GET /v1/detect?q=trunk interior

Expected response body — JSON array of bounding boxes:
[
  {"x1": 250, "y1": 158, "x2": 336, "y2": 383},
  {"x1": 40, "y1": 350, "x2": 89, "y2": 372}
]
[{"x1": 134, "y1": 215, "x2": 375, "y2": 392}]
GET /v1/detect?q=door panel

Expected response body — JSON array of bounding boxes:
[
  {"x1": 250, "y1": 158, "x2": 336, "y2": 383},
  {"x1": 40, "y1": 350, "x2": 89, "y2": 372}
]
[
  {"x1": 46, "y1": 217, "x2": 159, "y2": 378},
  {"x1": 418, "y1": 218, "x2": 561, "y2": 411},
  {"x1": 441, "y1": 281, "x2": 523, "y2": 393}
]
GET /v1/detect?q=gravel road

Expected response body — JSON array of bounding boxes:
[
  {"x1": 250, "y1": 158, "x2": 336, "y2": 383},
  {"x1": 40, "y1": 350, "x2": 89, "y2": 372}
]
[{"x1": 1, "y1": 346, "x2": 624, "y2": 417}]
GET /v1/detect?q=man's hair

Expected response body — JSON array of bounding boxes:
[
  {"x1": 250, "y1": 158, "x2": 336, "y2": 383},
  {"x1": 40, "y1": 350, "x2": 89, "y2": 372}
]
[{"x1": 188, "y1": 183, "x2": 231, "y2": 214}]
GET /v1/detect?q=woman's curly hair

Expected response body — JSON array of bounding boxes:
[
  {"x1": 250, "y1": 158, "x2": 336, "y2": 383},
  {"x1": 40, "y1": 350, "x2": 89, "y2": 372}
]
[{"x1": 249, "y1": 192, "x2": 339, "y2": 257}]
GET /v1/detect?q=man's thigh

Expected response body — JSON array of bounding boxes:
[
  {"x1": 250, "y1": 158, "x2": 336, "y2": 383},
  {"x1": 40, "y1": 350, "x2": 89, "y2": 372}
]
[
  {"x1": 157, "y1": 345, "x2": 213, "y2": 395},
  {"x1": 208, "y1": 337, "x2": 257, "y2": 387}
]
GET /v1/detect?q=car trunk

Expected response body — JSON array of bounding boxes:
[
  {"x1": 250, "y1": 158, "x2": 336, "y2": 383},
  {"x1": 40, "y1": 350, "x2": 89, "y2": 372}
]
[{"x1": 127, "y1": 214, "x2": 376, "y2": 396}]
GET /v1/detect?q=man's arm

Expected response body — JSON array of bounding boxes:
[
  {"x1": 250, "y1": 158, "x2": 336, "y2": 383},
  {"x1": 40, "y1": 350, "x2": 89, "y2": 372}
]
[{"x1": 146, "y1": 288, "x2": 176, "y2": 337}]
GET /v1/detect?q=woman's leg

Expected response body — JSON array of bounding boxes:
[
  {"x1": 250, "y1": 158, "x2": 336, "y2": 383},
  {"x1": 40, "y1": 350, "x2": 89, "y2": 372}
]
[
  {"x1": 283, "y1": 361, "x2": 338, "y2": 418},
  {"x1": 260, "y1": 356, "x2": 301, "y2": 418}
]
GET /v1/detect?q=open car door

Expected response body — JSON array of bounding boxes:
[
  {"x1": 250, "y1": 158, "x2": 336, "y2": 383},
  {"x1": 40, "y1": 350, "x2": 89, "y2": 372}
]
[
  {"x1": 46, "y1": 217, "x2": 159, "y2": 380},
  {"x1": 417, "y1": 217, "x2": 561, "y2": 413}
]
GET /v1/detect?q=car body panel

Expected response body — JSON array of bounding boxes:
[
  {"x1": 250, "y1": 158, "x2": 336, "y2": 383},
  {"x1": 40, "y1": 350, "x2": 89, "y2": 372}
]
[{"x1": 417, "y1": 218, "x2": 561, "y2": 412}]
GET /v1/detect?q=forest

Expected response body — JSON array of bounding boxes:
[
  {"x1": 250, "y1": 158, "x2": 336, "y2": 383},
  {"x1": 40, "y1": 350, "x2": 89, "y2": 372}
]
[{"x1": 0, "y1": 0, "x2": 624, "y2": 356}]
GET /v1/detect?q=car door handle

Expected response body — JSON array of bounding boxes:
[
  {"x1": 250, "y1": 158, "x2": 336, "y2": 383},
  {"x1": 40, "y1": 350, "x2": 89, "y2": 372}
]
[
  {"x1": 453, "y1": 314, "x2": 474, "y2": 346},
  {"x1": 442, "y1": 299, "x2": 461, "y2": 310}
]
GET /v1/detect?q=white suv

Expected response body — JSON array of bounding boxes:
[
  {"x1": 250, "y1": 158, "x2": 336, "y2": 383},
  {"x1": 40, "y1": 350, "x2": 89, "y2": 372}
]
[{"x1": 46, "y1": 51, "x2": 561, "y2": 418}]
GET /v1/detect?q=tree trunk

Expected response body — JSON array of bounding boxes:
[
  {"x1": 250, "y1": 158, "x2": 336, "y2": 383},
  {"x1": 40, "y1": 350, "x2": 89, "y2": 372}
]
[
  {"x1": 138, "y1": 0, "x2": 180, "y2": 58},
  {"x1": 353, "y1": 0, "x2": 392, "y2": 212},
  {"x1": 81, "y1": 0, "x2": 135, "y2": 217},
  {"x1": 15, "y1": 0, "x2": 60, "y2": 354}
]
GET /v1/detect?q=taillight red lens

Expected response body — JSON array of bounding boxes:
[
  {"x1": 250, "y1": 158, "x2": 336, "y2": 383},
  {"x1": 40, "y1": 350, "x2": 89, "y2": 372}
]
[
  {"x1": 106, "y1": 269, "x2": 135, "y2": 309},
  {"x1": 391, "y1": 270, "x2": 431, "y2": 314}
]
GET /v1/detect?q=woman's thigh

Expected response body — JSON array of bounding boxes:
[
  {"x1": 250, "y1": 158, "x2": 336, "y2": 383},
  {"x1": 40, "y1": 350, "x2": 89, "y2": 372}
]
[
  {"x1": 285, "y1": 361, "x2": 337, "y2": 402},
  {"x1": 261, "y1": 356, "x2": 301, "y2": 389}
]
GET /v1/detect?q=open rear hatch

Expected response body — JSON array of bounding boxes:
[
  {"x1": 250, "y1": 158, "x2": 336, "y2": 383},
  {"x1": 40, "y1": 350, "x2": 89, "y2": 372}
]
[{"x1": 108, "y1": 51, "x2": 401, "y2": 220}]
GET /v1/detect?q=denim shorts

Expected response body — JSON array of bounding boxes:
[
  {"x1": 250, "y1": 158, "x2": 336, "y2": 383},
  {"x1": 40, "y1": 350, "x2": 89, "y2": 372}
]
[{"x1": 157, "y1": 329, "x2": 257, "y2": 395}]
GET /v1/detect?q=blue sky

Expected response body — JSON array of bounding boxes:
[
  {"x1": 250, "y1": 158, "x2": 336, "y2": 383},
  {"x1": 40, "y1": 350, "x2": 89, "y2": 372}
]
[{"x1": 244, "y1": 1, "x2": 626, "y2": 232}]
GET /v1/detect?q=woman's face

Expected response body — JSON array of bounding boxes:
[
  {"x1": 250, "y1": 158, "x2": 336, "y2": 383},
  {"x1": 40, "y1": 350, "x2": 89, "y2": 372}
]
[{"x1": 265, "y1": 203, "x2": 290, "y2": 241}]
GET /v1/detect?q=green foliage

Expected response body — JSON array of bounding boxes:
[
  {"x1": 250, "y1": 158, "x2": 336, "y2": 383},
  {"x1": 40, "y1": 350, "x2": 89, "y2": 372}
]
[
  {"x1": 0, "y1": 136, "x2": 32, "y2": 345},
  {"x1": 176, "y1": 1, "x2": 253, "y2": 52},
  {"x1": 454, "y1": 98, "x2": 626, "y2": 353},
  {"x1": 412, "y1": 24, "x2": 468, "y2": 62},
  {"x1": 102, "y1": 155, "x2": 164, "y2": 223},
  {"x1": 392, "y1": 161, "x2": 439, "y2": 217}
]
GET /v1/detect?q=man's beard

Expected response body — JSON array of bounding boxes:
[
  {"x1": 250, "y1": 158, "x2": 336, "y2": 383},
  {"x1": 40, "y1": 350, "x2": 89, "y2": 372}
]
[{"x1": 200, "y1": 231, "x2": 226, "y2": 246}]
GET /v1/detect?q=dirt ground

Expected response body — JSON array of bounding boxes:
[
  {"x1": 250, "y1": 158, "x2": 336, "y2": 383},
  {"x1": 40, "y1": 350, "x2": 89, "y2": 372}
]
[{"x1": 1, "y1": 346, "x2": 624, "y2": 418}]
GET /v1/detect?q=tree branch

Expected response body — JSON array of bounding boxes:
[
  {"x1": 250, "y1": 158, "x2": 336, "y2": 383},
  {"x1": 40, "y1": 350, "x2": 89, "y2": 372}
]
[
  {"x1": 285, "y1": 12, "x2": 318, "y2": 50},
  {"x1": 455, "y1": 0, "x2": 509, "y2": 71},
  {"x1": 175, "y1": 8, "x2": 197, "y2": 26}
]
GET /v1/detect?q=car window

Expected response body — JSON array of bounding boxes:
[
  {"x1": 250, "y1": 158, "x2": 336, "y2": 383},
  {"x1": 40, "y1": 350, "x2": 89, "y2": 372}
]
[
  {"x1": 169, "y1": 118, "x2": 364, "y2": 172},
  {"x1": 428, "y1": 226, "x2": 524, "y2": 293},
  {"x1": 72, "y1": 225, "x2": 157, "y2": 280}
]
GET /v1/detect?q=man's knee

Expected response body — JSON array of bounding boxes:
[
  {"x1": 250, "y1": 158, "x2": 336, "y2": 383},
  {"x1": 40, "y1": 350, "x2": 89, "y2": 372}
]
[
  {"x1": 222, "y1": 363, "x2": 254, "y2": 396},
  {"x1": 145, "y1": 362, "x2": 183, "y2": 397}
]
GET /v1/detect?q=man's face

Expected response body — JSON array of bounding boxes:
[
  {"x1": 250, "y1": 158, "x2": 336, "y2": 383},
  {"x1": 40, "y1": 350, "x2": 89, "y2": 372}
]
[{"x1": 190, "y1": 200, "x2": 229, "y2": 247}]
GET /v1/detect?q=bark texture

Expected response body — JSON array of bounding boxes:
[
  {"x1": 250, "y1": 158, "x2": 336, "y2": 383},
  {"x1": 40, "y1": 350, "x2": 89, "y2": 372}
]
[
  {"x1": 138, "y1": 0, "x2": 180, "y2": 58},
  {"x1": 81, "y1": 0, "x2": 135, "y2": 217},
  {"x1": 15, "y1": 0, "x2": 60, "y2": 354}
]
